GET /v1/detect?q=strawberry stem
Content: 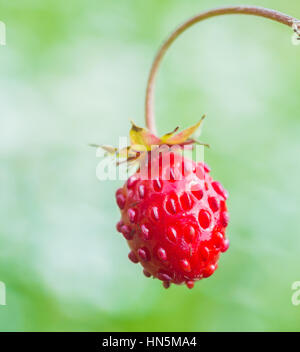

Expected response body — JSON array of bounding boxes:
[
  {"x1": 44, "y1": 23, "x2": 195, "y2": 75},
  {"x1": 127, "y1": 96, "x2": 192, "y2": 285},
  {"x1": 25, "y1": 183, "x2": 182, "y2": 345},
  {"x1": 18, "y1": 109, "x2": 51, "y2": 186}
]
[{"x1": 145, "y1": 5, "x2": 299, "y2": 134}]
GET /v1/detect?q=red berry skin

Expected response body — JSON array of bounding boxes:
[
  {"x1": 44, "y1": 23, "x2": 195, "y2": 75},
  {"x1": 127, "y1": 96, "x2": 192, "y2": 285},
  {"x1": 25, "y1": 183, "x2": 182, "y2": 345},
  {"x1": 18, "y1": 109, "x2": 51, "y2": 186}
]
[{"x1": 115, "y1": 152, "x2": 229, "y2": 288}]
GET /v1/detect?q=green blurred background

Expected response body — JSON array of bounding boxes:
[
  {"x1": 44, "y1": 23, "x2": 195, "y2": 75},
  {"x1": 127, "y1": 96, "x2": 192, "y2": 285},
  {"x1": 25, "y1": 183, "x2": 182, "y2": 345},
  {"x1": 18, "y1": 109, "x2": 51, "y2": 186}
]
[{"x1": 1, "y1": 0, "x2": 300, "y2": 331}]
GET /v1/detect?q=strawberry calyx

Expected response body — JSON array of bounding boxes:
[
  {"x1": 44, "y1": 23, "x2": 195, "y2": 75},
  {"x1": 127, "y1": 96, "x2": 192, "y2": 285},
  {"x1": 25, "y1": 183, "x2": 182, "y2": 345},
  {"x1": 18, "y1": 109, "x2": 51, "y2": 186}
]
[{"x1": 91, "y1": 114, "x2": 208, "y2": 166}]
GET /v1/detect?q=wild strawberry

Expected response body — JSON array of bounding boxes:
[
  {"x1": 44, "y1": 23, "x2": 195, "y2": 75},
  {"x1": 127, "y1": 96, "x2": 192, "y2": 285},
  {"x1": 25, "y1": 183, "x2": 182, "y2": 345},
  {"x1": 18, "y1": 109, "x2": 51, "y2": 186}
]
[
  {"x1": 115, "y1": 150, "x2": 230, "y2": 289},
  {"x1": 95, "y1": 3, "x2": 300, "y2": 288},
  {"x1": 92, "y1": 117, "x2": 229, "y2": 288}
]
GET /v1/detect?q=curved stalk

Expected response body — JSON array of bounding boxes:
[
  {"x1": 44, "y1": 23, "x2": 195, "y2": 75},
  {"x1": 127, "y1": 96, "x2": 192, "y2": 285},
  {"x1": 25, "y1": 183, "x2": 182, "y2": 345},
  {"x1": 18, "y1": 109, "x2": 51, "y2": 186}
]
[{"x1": 145, "y1": 5, "x2": 300, "y2": 134}]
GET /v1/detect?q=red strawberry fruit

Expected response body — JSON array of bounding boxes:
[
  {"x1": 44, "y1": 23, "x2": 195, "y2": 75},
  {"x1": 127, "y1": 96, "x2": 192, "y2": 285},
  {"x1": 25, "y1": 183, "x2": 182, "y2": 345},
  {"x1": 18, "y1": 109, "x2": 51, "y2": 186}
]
[
  {"x1": 98, "y1": 4, "x2": 299, "y2": 289},
  {"x1": 115, "y1": 149, "x2": 229, "y2": 289}
]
